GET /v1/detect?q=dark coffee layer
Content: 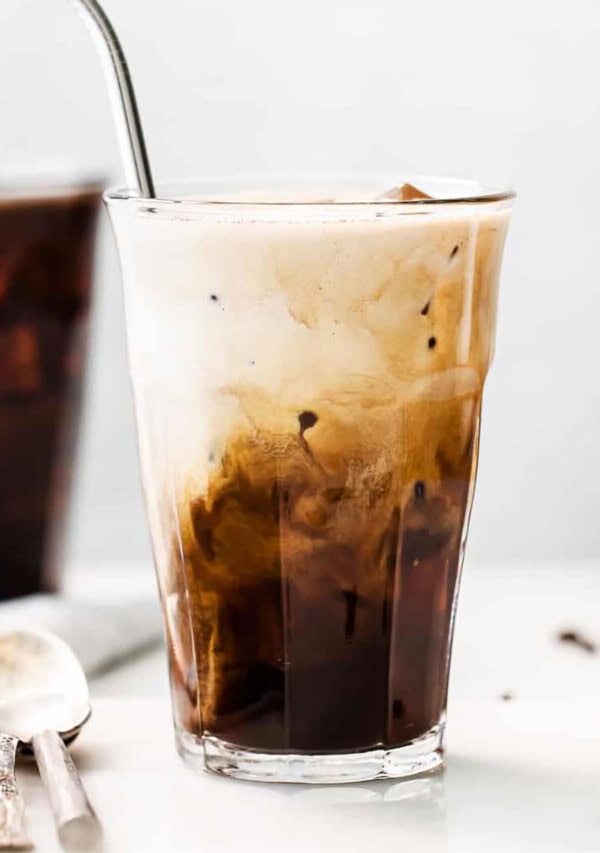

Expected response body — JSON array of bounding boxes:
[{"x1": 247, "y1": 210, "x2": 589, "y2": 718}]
[{"x1": 166, "y1": 393, "x2": 479, "y2": 752}]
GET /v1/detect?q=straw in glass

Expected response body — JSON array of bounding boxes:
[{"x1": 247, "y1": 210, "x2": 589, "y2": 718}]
[{"x1": 69, "y1": 0, "x2": 155, "y2": 198}]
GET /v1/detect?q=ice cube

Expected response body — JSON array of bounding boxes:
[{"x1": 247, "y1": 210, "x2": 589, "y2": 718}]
[{"x1": 376, "y1": 183, "x2": 432, "y2": 201}]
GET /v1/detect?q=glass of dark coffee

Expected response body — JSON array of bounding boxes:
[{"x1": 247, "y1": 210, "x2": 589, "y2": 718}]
[
  {"x1": 0, "y1": 179, "x2": 102, "y2": 600},
  {"x1": 107, "y1": 176, "x2": 513, "y2": 783}
]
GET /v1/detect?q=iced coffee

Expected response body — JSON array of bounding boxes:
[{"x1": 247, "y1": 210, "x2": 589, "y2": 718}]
[
  {"x1": 0, "y1": 183, "x2": 100, "y2": 600},
  {"x1": 108, "y1": 177, "x2": 513, "y2": 782}
]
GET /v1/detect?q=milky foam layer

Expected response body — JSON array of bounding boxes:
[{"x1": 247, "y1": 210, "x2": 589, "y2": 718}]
[{"x1": 113, "y1": 206, "x2": 506, "y2": 486}]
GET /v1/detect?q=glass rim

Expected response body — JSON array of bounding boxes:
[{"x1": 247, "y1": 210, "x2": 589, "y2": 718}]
[
  {"x1": 104, "y1": 174, "x2": 516, "y2": 210},
  {"x1": 0, "y1": 174, "x2": 105, "y2": 204}
]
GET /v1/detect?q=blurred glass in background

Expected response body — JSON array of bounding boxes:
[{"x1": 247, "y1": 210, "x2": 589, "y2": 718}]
[{"x1": 0, "y1": 177, "x2": 102, "y2": 600}]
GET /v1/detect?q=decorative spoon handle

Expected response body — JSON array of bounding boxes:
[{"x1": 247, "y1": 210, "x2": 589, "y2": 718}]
[
  {"x1": 0, "y1": 734, "x2": 32, "y2": 850},
  {"x1": 32, "y1": 731, "x2": 101, "y2": 850}
]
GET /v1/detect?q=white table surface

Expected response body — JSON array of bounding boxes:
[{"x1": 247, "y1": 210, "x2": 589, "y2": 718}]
[{"x1": 16, "y1": 561, "x2": 600, "y2": 852}]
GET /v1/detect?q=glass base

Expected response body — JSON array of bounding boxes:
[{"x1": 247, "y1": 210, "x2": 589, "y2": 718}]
[{"x1": 176, "y1": 724, "x2": 444, "y2": 784}]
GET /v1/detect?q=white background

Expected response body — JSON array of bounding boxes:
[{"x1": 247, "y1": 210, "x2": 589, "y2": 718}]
[{"x1": 1, "y1": 0, "x2": 599, "y2": 568}]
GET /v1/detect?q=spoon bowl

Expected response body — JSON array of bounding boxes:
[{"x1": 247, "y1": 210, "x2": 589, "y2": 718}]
[
  {"x1": 0, "y1": 627, "x2": 101, "y2": 849},
  {"x1": 0, "y1": 628, "x2": 91, "y2": 745}
]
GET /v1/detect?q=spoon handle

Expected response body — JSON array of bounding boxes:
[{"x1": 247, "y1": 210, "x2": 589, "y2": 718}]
[
  {"x1": 32, "y1": 731, "x2": 101, "y2": 849},
  {"x1": 0, "y1": 734, "x2": 32, "y2": 849}
]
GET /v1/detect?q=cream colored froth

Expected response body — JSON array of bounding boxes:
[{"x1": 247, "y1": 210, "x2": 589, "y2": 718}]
[{"x1": 114, "y1": 205, "x2": 508, "y2": 519}]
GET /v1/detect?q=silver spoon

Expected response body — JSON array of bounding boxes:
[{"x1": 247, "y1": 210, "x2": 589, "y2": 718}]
[
  {"x1": 0, "y1": 629, "x2": 101, "y2": 850},
  {"x1": 0, "y1": 733, "x2": 32, "y2": 849}
]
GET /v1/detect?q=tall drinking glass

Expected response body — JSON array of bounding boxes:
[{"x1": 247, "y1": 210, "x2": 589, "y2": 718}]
[
  {"x1": 107, "y1": 177, "x2": 513, "y2": 783},
  {"x1": 0, "y1": 178, "x2": 102, "y2": 600}
]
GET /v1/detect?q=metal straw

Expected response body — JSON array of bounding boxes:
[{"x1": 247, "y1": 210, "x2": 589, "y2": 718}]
[{"x1": 69, "y1": 0, "x2": 155, "y2": 198}]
